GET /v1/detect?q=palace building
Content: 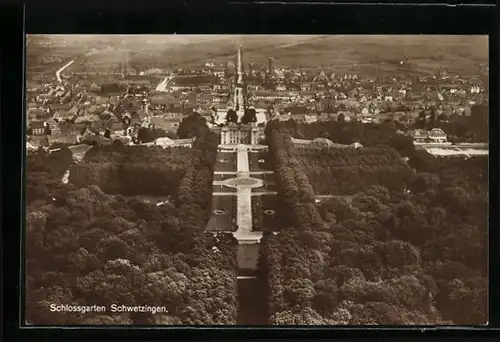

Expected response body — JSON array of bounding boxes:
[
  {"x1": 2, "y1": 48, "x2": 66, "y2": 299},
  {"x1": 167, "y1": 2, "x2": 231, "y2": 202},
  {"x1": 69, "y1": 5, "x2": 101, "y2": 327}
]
[{"x1": 215, "y1": 124, "x2": 265, "y2": 145}]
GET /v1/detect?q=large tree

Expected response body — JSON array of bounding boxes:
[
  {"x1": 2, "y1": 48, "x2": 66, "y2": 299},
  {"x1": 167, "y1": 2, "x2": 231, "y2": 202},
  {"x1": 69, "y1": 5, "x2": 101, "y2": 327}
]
[
  {"x1": 241, "y1": 108, "x2": 257, "y2": 125},
  {"x1": 226, "y1": 109, "x2": 238, "y2": 124}
]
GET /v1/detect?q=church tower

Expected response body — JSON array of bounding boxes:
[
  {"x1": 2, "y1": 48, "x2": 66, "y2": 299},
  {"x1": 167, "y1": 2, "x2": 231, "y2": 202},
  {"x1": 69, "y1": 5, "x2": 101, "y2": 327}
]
[{"x1": 233, "y1": 41, "x2": 246, "y2": 121}]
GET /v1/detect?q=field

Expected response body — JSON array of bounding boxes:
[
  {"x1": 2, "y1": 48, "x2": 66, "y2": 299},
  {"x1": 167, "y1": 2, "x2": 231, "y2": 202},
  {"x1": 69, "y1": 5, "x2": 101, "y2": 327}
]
[
  {"x1": 251, "y1": 195, "x2": 290, "y2": 232},
  {"x1": 248, "y1": 152, "x2": 271, "y2": 172},
  {"x1": 27, "y1": 35, "x2": 488, "y2": 75},
  {"x1": 206, "y1": 195, "x2": 237, "y2": 231},
  {"x1": 214, "y1": 152, "x2": 238, "y2": 172}
]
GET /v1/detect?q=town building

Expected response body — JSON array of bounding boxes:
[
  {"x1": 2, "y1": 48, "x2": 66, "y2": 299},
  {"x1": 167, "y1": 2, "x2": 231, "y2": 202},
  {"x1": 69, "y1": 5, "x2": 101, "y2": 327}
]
[{"x1": 30, "y1": 121, "x2": 46, "y2": 136}]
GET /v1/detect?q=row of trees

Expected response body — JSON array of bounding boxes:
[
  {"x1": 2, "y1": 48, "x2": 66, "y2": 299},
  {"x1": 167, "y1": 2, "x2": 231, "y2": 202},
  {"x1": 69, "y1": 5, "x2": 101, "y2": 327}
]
[
  {"x1": 174, "y1": 131, "x2": 220, "y2": 232},
  {"x1": 266, "y1": 123, "x2": 324, "y2": 232},
  {"x1": 26, "y1": 120, "x2": 239, "y2": 325},
  {"x1": 70, "y1": 142, "x2": 192, "y2": 196}
]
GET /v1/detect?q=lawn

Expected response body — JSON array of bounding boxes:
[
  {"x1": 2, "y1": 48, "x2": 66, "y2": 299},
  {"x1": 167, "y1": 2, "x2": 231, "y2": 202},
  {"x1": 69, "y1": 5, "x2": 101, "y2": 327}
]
[
  {"x1": 214, "y1": 173, "x2": 237, "y2": 182},
  {"x1": 213, "y1": 185, "x2": 238, "y2": 193},
  {"x1": 214, "y1": 152, "x2": 237, "y2": 172},
  {"x1": 248, "y1": 152, "x2": 271, "y2": 172},
  {"x1": 206, "y1": 195, "x2": 237, "y2": 231},
  {"x1": 251, "y1": 195, "x2": 290, "y2": 232}
]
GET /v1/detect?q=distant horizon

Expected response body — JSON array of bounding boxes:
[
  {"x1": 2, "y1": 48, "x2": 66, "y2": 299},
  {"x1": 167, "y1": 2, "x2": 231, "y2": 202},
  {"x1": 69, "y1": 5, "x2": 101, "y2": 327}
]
[{"x1": 26, "y1": 34, "x2": 488, "y2": 76}]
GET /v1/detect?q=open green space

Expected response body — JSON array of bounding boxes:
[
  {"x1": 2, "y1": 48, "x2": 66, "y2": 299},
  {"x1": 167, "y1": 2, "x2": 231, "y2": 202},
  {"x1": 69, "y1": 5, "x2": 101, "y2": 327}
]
[
  {"x1": 214, "y1": 173, "x2": 237, "y2": 182},
  {"x1": 251, "y1": 195, "x2": 290, "y2": 232},
  {"x1": 206, "y1": 195, "x2": 237, "y2": 231},
  {"x1": 248, "y1": 152, "x2": 271, "y2": 172},
  {"x1": 212, "y1": 184, "x2": 237, "y2": 193},
  {"x1": 214, "y1": 152, "x2": 238, "y2": 172}
]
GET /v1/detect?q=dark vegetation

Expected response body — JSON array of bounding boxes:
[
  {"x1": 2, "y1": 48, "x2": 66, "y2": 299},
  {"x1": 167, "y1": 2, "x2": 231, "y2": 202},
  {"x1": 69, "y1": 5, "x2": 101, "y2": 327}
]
[
  {"x1": 241, "y1": 108, "x2": 257, "y2": 125},
  {"x1": 259, "y1": 121, "x2": 487, "y2": 325},
  {"x1": 214, "y1": 152, "x2": 238, "y2": 172},
  {"x1": 292, "y1": 146, "x2": 415, "y2": 196},
  {"x1": 251, "y1": 195, "x2": 291, "y2": 232},
  {"x1": 206, "y1": 196, "x2": 237, "y2": 232},
  {"x1": 26, "y1": 125, "x2": 240, "y2": 325},
  {"x1": 272, "y1": 119, "x2": 416, "y2": 157},
  {"x1": 69, "y1": 143, "x2": 192, "y2": 197},
  {"x1": 249, "y1": 152, "x2": 271, "y2": 172},
  {"x1": 137, "y1": 127, "x2": 174, "y2": 143},
  {"x1": 27, "y1": 147, "x2": 74, "y2": 205},
  {"x1": 177, "y1": 112, "x2": 210, "y2": 139},
  {"x1": 413, "y1": 104, "x2": 488, "y2": 143}
]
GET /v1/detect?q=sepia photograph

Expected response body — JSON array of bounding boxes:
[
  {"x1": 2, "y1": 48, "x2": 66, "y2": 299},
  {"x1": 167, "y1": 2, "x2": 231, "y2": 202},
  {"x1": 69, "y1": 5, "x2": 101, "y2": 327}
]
[{"x1": 25, "y1": 34, "x2": 488, "y2": 326}]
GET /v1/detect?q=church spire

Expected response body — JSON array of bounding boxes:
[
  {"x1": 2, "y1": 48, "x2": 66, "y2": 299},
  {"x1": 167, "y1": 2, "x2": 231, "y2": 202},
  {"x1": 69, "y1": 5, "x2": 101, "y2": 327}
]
[
  {"x1": 233, "y1": 40, "x2": 246, "y2": 115},
  {"x1": 237, "y1": 42, "x2": 243, "y2": 81}
]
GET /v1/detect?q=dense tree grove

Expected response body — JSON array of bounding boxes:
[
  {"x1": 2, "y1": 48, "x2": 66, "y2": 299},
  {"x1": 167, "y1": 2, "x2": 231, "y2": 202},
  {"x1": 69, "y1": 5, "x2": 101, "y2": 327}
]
[
  {"x1": 266, "y1": 125, "x2": 323, "y2": 232},
  {"x1": 137, "y1": 127, "x2": 174, "y2": 143},
  {"x1": 408, "y1": 149, "x2": 488, "y2": 196},
  {"x1": 269, "y1": 119, "x2": 415, "y2": 157},
  {"x1": 26, "y1": 184, "x2": 238, "y2": 325},
  {"x1": 241, "y1": 108, "x2": 257, "y2": 125},
  {"x1": 177, "y1": 112, "x2": 210, "y2": 139},
  {"x1": 292, "y1": 146, "x2": 415, "y2": 195},
  {"x1": 260, "y1": 120, "x2": 488, "y2": 325},
  {"x1": 175, "y1": 131, "x2": 220, "y2": 231},
  {"x1": 265, "y1": 120, "x2": 416, "y2": 196},
  {"x1": 26, "y1": 123, "x2": 239, "y2": 325},
  {"x1": 27, "y1": 147, "x2": 74, "y2": 204},
  {"x1": 69, "y1": 143, "x2": 192, "y2": 197}
]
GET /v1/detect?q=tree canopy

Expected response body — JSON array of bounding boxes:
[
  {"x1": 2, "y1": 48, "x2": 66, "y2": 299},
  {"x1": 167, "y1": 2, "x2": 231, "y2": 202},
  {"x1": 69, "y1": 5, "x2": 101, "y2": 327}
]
[
  {"x1": 26, "y1": 120, "x2": 239, "y2": 325},
  {"x1": 260, "y1": 120, "x2": 487, "y2": 325}
]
